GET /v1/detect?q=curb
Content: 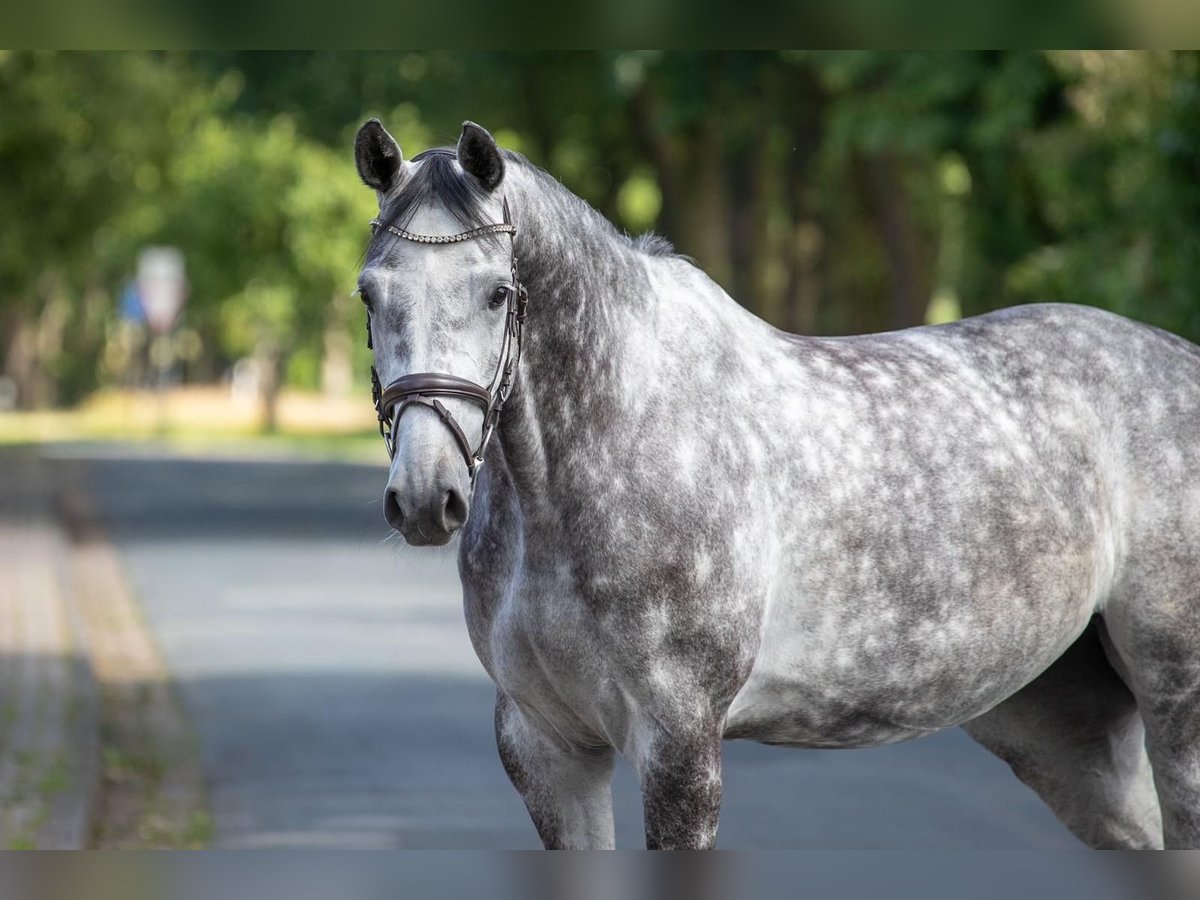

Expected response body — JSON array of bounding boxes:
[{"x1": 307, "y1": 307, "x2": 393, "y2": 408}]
[{"x1": 57, "y1": 459, "x2": 211, "y2": 848}]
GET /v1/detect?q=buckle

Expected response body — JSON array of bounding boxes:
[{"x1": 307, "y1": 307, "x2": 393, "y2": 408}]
[{"x1": 515, "y1": 285, "x2": 529, "y2": 323}]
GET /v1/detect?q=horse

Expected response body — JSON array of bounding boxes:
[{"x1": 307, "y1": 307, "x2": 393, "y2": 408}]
[{"x1": 353, "y1": 118, "x2": 1200, "y2": 849}]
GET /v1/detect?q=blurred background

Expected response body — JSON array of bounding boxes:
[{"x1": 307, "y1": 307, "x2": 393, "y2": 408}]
[
  {"x1": 1, "y1": 51, "x2": 1198, "y2": 849},
  {"x1": 3, "y1": 50, "x2": 1200, "y2": 443}
]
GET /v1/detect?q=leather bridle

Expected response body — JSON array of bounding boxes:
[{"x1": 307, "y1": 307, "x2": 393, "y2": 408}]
[{"x1": 365, "y1": 198, "x2": 529, "y2": 483}]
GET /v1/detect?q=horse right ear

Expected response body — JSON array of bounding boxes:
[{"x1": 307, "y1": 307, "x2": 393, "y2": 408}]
[{"x1": 355, "y1": 119, "x2": 404, "y2": 194}]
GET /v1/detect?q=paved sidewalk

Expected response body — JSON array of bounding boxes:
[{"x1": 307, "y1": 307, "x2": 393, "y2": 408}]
[
  {"x1": 0, "y1": 448, "x2": 207, "y2": 848},
  {"x1": 0, "y1": 450, "x2": 97, "y2": 848}
]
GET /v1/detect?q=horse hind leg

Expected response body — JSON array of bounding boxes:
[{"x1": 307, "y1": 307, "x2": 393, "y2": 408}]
[
  {"x1": 1102, "y1": 581, "x2": 1200, "y2": 849},
  {"x1": 961, "y1": 619, "x2": 1163, "y2": 848}
]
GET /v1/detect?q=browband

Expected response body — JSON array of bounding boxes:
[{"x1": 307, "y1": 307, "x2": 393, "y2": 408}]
[
  {"x1": 369, "y1": 196, "x2": 517, "y2": 244},
  {"x1": 369, "y1": 220, "x2": 516, "y2": 244}
]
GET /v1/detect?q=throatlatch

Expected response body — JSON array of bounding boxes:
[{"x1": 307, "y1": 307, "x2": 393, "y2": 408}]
[{"x1": 365, "y1": 198, "x2": 528, "y2": 482}]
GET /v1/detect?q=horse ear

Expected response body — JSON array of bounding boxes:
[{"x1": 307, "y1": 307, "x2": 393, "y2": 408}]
[
  {"x1": 457, "y1": 121, "x2": 504, "y2": 191},
  {"x1": 355, "y1": 119, "x2": 403, "y2": 194}
]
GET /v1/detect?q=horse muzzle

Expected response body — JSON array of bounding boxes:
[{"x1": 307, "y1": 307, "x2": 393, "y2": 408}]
[
  {"x1": 384, "y1": 482, "x2": 470, "y2": 546},
  {"x1": 383, "y1": 410, "x2": 475, "y2": 545}
]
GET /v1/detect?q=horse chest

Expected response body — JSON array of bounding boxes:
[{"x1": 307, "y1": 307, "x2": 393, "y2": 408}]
[{"x1": 460, "y1": 543, "x2": 636, "y2": 740}]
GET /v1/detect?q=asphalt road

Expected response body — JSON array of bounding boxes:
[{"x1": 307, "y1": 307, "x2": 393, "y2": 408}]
[{"x1": 72, "y1": 450, "x2": 1078, "y2": 848}]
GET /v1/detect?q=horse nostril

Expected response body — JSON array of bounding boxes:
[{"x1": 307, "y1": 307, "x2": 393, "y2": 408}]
[
  {"x1": 440, "y1": 488, "x2": 469, "y2": 532},
  {"x1": 384, "y1": 489, "x2": 406, "y2": 531}
]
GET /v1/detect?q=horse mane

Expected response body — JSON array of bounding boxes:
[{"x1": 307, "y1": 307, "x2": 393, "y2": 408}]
[
  {"x1": 373, "y1": 145, "x2": 683, "y2": 263},
  {"x1": 374, "y1": 147, "x2": 497, "y2": 237},
  {"x1": 511, "y1": 153, "x2": 686, "y2": 262},
  {"x1": 631, "y1": 232, "x2": 678, "y2": 257}
]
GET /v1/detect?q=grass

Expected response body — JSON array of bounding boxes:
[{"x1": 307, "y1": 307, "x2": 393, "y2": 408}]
[
  {"x1": 0, "y1": 386, "x2": 384, "y2": 463},
  {"x1": 36, "y1": 755, "x2": 71, "y2": 797},
  {"x1": 1, "y1": 749, "x2": 67, "y2": 850}
]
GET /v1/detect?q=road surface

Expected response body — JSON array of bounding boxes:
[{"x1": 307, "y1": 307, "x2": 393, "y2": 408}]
[{"x1": 71, "y1": 449, "x2": 1077, "y2": 848}]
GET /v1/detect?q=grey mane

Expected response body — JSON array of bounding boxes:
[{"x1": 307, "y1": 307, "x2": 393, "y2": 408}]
[
  {"x1": 372, "y1": 146, "x2": 682, "y2": 265},
  {"x1": 630, "y1": 232, "x2": 678, "y2": 257}
]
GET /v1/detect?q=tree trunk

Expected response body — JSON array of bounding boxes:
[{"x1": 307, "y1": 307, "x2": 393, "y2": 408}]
[
  {"x1": 859, "y1": 153, "x2": 932, "y2": 330},
  {"x1": 629, "y1": 82, "x2": 683, "y2": 239},
  {"x1": 782, "y1": 67, "x2": 828, "y2": 335},
  {"x1": 258, "y1": 343, "x2": 283, "y2": 433},
  {"x1": 726, "y1": 91, "x2": 774, "y2": 318},
  {"x1": 3, "y1": 312, "x2": 39, "y2": 410},
  {"x1": 5, "y1": 279, "x2": 71, "y2": 409},
  {"x1": 629, "y1": 86, "x2": 734, "y2": 288},
  {"x1": 676, "y1": 117, "x2": 734, "y2": 290},
  {"x1": 787, "y1": 220, "x2": 826, "y2": 335}
]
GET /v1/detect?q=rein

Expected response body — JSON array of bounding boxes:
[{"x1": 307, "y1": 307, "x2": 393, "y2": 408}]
[{"x1": 365, "y1": 198, "x2": 529, "y2": 483}]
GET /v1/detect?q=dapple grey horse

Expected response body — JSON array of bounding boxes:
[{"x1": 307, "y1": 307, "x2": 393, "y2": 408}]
[{"x1": 354, "y1": 118, "x2": 1200, "y2": 849}]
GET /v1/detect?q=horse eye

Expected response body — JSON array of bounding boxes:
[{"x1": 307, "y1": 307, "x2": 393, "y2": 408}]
[
  {"x1": 489, "y1": 286, "x2": 512, "y2": 309},
  {"x1": 359, "y1": 289, "x2": 373, "y2": 311}
]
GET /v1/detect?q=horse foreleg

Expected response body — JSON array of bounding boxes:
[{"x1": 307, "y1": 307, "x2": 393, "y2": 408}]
[
  {"x1": 631, "y1": 719, "x2": 724, "y2": 849},
  {"x1": 494, "y1": 690, "x2": 616, "y2": 849}
]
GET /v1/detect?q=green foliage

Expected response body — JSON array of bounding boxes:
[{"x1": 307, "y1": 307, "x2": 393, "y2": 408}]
[
  {"x1": 158, "y1": 114, "x2": 373, "y2": 358},
  {"x1": 3, "y1": 51, "x2": 1200, "y2": 412},
  {"x1": 0, "y1": 52, "x2": 374, "y2": 410},
  {"x1": 0, "y1": 52, "x2": 207, "y2": 292},
  {"x1": 976, "y1": 52, "x2": 1200, "y2": 342}
]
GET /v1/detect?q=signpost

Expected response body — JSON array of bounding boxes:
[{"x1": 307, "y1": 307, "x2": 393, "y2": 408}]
[
  {"x1": 136, "y1": 247, "x2": 187, "y2": 433},
  {"x1": 137, "y1": 247, "x2": 187, "y2": 335}
]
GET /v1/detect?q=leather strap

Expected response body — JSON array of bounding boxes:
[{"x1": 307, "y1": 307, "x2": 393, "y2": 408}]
[
  {"x1": 393, "y1": 396, "x2": 478, "y2": 472},
  {"x1": 380, "y1": 374, "x2": 493, "y2": 473},
  {"x1": 381, "y1": 373, "x2": 491, "y2": 412}
]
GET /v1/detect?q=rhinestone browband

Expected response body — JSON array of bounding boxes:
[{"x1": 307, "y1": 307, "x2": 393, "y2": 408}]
[{"x1": 369, "y1": 219, "x2": 517, "y2": 244}]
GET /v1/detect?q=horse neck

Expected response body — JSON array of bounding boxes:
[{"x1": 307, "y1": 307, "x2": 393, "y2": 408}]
[{"x1": 493, "y1": 165, "x2": 658, "y2": 494}]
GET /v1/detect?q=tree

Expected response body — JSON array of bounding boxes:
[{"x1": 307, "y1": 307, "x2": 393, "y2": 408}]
[
  {"x1": 159, "y1": 115, "x2": 375, "y2": 429},
  {"x1": 0, "y1": 51, "x2": 215, "y2": 406},
  {"x1": 6, "y1": 51, "x2": 1200, "y2": 416}
]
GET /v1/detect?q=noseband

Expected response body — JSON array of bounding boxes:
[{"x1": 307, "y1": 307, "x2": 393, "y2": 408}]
[{"x1": 365, "y1": 198, "x2": 529, "y2": 483}]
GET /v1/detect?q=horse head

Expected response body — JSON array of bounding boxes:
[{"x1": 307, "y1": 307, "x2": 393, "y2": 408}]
[{"x1": 355, "y1": 119, "x2": 524, "y2": 545}]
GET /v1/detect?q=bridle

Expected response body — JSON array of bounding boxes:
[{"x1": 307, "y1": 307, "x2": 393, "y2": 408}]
[{"x1": 365, "y1": 198, "x2": 529, "y2": 484}]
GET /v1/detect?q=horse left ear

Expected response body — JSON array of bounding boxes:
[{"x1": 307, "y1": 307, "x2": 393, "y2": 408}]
[{"x1": 457, "y1": 121, "x2": 504, "y2": 191}]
